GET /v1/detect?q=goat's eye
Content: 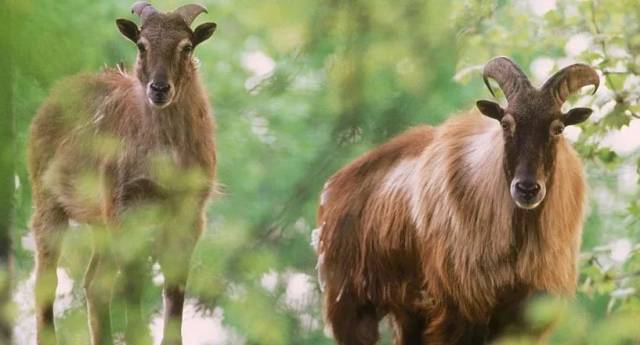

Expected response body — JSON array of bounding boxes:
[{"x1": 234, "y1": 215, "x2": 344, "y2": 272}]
[
  {"x1": 182, "y1": 45, "x2": 193, "y2": 54},
  {"x1": 137, "y1": 43, "x2": 146, "y2": 53},
  {"x1": 500, "y1": 115, "x2": 515, "y2": 134}
]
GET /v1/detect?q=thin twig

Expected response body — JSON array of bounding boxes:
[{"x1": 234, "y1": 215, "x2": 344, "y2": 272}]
[{"x1": 589, "y1": 0, "x2": 640, "y2": 120}]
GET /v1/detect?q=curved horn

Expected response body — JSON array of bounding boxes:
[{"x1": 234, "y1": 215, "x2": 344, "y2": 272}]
[
  {"x1": 541, "y1": 64, "x2": 599, "y2": 106},
  {"x1": 131, "y1": 1, "x2": 158, "y2": 25},
  {"x1": 482, "y1": 56, "x2": 533, "y2": 103},
  {"x1": 174, "y1": 3, "x2": 208, "y2": 26}
]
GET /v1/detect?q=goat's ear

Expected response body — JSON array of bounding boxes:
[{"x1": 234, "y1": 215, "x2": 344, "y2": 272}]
[
  {"x1": 476, "y1": 100, "x2": 504, "y2": 121},
  {"x1": 563, "y1": 107, "x2": 592, "y2": 126},
  {"x1": 116, "y1": 18, "x2": 139, "y2": 43},
  {"x1": 193, "y1": 22, "x2": 217, "y2": 46}
]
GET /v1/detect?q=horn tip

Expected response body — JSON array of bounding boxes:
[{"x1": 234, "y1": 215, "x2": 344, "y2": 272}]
[
  {"x1": 483, "y1": 76, "x2": 497, "y2": 98},
  {"x1": 131, "y1": 1, "x2": 151, "y2": 14}
]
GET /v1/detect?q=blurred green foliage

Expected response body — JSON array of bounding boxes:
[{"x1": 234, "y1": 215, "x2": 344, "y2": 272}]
[
  {"x1": 0, "y1": 0, "x2": 15, "y2": 342},
  {"x1": 2, "y1": 0, "x2": 640, "y2": 344}
]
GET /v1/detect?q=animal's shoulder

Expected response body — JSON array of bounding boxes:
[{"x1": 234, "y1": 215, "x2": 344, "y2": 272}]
[
  {"x1": 47, "y1": 66, "x2": 136, "y2": 101},
  {"x1": 329, "y1": 111, "x2": 493, "y2": 183}
]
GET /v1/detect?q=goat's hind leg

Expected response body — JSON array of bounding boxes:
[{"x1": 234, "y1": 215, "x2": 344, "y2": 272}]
[{"x1": 33, "y1": 200, "x2": 67, "y2": 345}]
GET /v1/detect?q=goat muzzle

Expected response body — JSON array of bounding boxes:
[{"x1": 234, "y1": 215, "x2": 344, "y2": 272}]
[
  {"x1": 147, "y1": 80, "x2": 174, "y2": 108},
  {"x1": 510, "y1": 178, "x2": 546, "y2": 210}
]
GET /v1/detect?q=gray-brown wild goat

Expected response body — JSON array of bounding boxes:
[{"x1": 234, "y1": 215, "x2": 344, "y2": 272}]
[
  {"x1": 314, "y1": 57, "x2": 599, "y2": 344},
  {"x1": 28, "y1": 2, "x2": 217, "y2": 345}
]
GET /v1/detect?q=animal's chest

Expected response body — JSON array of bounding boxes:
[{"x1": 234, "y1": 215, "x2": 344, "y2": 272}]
[
  {"x1": 116, "y1": 137, "x2": 209, "y2": 200},
  {"x1": 137, "y1": 141, "x2": 191, "y2": 171}
]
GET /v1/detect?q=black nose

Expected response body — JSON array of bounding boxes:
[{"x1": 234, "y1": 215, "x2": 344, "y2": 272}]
[
  {"x1": 515, "y1": 181, "x2": 541, "y2": 198},
  {"x1": 150, "y1": 82, "x2": 170, "y2": 93}
]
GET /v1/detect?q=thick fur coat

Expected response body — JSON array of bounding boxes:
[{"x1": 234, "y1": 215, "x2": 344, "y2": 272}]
[
  {"x1": 29, "y1": 64, "x2": 215, "y2": 345},
  {"x1": 315, "y1": 111, "x2": 585, "y2": 344}
]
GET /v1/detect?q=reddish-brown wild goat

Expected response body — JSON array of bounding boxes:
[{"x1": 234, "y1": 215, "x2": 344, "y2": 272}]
[
  {"x1": 28, "y1": 2, "x2": 217, "y2": 345},
  {"x1": 314, "y1": 57, "x2": 599, "y2": 344}
]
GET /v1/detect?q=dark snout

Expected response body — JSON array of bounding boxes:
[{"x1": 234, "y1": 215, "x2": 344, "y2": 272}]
[
  {"x1": 146, "y1": 75, "x2": 174, "y2": 108},
  {"x1": 510, "y1": 178, "x2": 546, "y2": 210}
]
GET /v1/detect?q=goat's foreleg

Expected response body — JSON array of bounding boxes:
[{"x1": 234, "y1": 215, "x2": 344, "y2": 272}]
[
  {"x1": 325, "y1": 287, "x2": 381, "y2": 345},
  {"x1": 113, "y1": 219, "x2": 152, "y2": 344},
  {"x1": 109, "y1": 192, "x2": 155, "y2": 345},
  {"x1": 157, "y1": 212, "x2": 201, "y2": 345},
  {"x1": 84, "y1": 227, "x2": 116, "y2": 345},
  {"x1": 119, "y1": 258, "x2": 152, "y2": 345},
  {"x1": 391, "y1": 308, "x2": 426, "y2": 345},
  {"x1": 423, "y1": 305, "x2": 488, "y2": 345}
]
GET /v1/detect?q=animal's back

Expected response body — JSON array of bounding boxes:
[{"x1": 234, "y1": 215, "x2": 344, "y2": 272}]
[
  {"x1": 316, "y1": 125, "x2": 435, "y2": 306},
  {"x1": 28, "y1": 68, "x2": 144, "y2": 220},
  {"x1": 318, "y1": 125, "x2": 435, "y2": 219}
]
